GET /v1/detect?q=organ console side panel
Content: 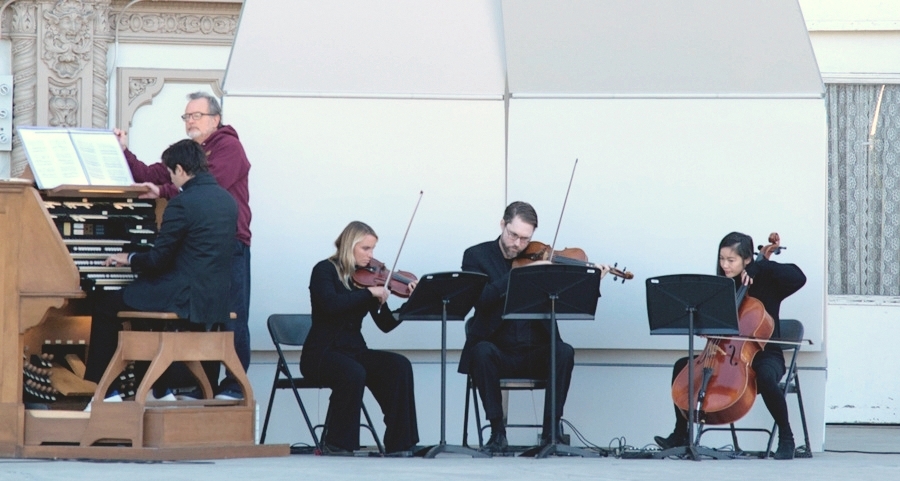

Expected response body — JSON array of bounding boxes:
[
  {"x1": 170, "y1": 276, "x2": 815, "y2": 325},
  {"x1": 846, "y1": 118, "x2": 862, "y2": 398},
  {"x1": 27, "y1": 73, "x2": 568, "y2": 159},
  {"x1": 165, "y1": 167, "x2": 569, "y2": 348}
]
[{"x1": 0, "y1": 180, "x2": 83, "y2": 456}]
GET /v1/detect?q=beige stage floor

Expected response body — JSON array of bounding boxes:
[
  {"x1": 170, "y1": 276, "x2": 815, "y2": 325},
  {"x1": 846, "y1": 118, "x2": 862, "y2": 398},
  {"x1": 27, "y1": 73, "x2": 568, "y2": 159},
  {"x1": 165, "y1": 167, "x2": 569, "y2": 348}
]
[{"x1": 1, "y1": 425, "x2": 898, "y2": 480}]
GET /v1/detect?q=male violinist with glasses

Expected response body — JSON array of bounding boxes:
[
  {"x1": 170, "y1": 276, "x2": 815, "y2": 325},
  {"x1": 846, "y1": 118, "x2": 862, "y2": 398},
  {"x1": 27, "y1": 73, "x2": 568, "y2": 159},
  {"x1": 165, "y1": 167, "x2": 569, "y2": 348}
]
[{"x1": 458, "y1": 201, "x2": 610, "y2": 454}]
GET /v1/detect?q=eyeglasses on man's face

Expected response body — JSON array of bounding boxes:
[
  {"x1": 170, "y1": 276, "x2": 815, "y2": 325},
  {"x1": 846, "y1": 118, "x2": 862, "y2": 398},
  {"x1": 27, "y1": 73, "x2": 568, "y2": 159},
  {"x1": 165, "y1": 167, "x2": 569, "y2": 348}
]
[
  {"x1": 503, "y1": 225, "x2": 532, "y2": 244},
  {"x1": 181, "y1": 112, "x2": 216, "y2": 122}
]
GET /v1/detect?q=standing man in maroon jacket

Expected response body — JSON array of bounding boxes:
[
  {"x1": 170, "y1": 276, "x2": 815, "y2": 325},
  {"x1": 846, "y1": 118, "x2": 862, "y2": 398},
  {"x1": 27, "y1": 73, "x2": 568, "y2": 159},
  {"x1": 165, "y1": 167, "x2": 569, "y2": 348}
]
[{"x1": 115, "y1": 92, "x2": 252, "y2": 400}]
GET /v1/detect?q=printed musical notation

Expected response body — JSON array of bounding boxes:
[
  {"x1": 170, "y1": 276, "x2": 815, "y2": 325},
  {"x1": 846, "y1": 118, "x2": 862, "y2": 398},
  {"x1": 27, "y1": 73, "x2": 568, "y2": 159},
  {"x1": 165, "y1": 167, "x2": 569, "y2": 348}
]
[{"x1": 19, "y1": 127, "x2": 134, "y2": 189}]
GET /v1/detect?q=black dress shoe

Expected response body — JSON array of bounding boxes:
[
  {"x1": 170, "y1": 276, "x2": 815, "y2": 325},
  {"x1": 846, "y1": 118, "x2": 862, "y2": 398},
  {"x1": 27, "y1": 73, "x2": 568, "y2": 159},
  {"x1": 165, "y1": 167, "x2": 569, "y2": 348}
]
[
  {"x1": 774, "y1": 438, "x2": 795, "y2": 460},
  {"x1": 481, "y1": 432, "x2": 508, "y2": 454},
  {"x1": 383, "y1": 449, "x2": 414, "y2": 458},
  {"x1": 654, "y1": 432, "x2": 688, "y2": 450},
  {"x1": 322, "y1": 443, "x2": 354, "y2": 456}
]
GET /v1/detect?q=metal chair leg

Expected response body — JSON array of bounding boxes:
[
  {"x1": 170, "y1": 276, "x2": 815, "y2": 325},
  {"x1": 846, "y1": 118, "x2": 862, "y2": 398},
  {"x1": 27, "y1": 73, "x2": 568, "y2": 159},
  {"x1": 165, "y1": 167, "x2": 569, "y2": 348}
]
[{"x1": 259, "y1": 370, "x2": 280, "y2": 443}]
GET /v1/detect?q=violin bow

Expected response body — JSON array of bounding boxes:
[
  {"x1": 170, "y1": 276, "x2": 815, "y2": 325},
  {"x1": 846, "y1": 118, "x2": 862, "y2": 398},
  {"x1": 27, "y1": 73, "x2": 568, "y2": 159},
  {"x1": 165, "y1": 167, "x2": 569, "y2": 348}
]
[
  {"x1": 548, "y1": 159, "x2": 578, "y2": 262},
  {"x1": 384, "y1": 190, "x2": 424, "y2": 298}
]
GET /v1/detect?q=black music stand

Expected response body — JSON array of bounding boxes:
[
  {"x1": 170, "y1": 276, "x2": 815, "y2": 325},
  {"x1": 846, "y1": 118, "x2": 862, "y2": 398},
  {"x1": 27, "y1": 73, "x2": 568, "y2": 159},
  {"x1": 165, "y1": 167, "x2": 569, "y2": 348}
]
[
  {"x1": 396, "y1": 271, "x2": 489, "y2": 458},
  {"x1": 646, "y1": 274, "x2": 740, "y2": 461},
  {"x1": 502, "y1": 264, "x2": 601, "y2": 458}
]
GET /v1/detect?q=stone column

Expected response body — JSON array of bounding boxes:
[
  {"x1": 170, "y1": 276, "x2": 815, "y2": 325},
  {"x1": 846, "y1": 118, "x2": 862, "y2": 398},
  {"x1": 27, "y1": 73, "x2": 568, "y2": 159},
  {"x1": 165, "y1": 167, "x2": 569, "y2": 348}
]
[{"x1": 8, "y1": 1, "x2": 37, "y2": 177}]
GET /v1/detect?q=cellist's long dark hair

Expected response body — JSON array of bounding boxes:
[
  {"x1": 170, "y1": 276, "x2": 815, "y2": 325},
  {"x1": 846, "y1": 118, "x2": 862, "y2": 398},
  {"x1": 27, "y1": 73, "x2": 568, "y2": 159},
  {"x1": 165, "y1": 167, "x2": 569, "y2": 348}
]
[{"x1": 716, "y1": 232, "x2": 754, "y2": 277}]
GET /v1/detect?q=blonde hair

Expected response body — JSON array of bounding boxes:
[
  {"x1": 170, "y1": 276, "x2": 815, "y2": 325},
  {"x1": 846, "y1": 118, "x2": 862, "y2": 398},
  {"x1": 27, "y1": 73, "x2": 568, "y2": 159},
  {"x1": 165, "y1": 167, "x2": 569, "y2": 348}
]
[{"x1": 329, "y1": 221, "x2": 378, "y2": 289}]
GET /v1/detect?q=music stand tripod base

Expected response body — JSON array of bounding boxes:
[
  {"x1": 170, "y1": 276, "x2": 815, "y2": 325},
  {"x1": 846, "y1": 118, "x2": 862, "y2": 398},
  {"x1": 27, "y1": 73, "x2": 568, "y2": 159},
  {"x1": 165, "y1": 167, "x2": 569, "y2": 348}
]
[
  {"x1": 396, "y1": 271, "x2": 489, "y2": 459},
  {"x1": 503, "y1": 264, "x2": 602, "y2": 459},
  {"x1": 645, "y1": 274, "x2": 741, "y2": 462},
  {"x1": 521, "y1": 442, "x2": 601, "y2": 458}
]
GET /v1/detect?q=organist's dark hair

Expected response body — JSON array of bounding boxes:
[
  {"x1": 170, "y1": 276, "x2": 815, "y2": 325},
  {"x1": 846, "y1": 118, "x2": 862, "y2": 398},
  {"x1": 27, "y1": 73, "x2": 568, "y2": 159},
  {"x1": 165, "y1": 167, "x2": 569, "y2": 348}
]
[{"x1": 162, "y1": 139, "x2": 209, "y2": 175}]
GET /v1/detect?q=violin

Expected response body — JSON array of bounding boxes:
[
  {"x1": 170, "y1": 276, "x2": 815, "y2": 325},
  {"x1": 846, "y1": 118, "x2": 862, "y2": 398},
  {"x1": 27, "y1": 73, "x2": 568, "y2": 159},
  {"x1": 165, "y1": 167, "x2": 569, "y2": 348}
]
[
  {"x1": 352, "y1": 258, "x2": 418, "y2": 298},
  {"x1": 670, "y1": 233, "x2": 781, "y2": 426},
  {"x1": 512, "y1": 241, "x2": 634, "y2": 283}
]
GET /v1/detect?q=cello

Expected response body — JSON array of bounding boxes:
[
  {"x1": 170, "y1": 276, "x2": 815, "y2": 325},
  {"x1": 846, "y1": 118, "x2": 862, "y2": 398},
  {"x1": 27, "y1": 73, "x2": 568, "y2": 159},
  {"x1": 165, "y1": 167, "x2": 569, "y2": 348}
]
[{"x1": 670, "y1": 233, "x2": 782, "y2": 426}]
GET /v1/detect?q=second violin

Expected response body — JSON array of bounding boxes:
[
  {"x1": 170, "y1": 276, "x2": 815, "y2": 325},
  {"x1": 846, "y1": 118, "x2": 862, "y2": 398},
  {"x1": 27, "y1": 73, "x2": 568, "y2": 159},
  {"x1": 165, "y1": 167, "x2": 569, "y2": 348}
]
[{"x1": 512, "y1": 241, "x2": 634, "y2": 282}]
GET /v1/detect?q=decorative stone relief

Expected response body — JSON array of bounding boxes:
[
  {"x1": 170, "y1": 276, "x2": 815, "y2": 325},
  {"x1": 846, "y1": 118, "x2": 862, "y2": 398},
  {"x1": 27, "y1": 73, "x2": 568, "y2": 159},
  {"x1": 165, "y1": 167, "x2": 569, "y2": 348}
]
[
  {"x1": 42, "y1": 0, "x2": 95, "y2": 79},
  {"x1": 48, "y1": 82, "x2": 79, "y2": 127},
  {"x1": 110, "y1": 1, "x2": 240, "y2": 46},
  {"x1": 10, "y1": 1, "x2": 37, "y2": 33},
  {"x1": 129, "y1": 77, "x2": 157, "y2": 101},
  {"x1": 116, "y1": 12, "x2": 236, "y2": 35}
]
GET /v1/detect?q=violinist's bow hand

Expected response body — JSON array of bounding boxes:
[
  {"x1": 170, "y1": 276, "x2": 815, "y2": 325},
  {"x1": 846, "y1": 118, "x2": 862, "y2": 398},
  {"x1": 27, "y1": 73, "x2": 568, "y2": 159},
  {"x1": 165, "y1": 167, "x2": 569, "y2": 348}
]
[{"x1": 368, "y1": 285, "x2": 390, "y2": 305}]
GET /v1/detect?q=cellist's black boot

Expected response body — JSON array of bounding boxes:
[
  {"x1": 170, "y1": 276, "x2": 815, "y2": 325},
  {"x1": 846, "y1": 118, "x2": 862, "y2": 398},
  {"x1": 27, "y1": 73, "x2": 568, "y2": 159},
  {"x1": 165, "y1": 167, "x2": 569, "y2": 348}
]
[
  {"x1": 654, "y1": 432, "x2": 688, "y2": 450},
  {"x1": 774, "y1": 436, "x2": 795, "y2": 460},
  {"x1": 654, "y1": 405, "x2": 689, "y2": 449}
]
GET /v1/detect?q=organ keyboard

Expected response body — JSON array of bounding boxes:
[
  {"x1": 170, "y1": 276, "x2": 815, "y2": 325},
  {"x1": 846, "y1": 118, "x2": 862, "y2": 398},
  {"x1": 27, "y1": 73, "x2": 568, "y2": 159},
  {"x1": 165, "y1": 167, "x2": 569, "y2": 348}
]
[{"x1": 45, "y1": 196, "x2": 157, "y2": 291}]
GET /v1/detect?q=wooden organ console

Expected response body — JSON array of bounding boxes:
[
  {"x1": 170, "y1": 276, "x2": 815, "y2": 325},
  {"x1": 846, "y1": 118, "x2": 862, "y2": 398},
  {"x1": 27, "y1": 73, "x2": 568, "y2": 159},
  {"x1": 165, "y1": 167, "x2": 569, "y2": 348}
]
[{"x1": 0, "y1": 179, "x2": 286, "y2": 460}]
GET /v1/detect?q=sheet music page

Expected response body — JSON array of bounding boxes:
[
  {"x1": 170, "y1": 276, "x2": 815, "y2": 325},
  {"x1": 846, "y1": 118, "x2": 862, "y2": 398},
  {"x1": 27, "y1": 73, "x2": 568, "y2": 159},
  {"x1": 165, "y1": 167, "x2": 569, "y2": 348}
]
[
  {"x1": 68, "y1": 129, "x2": 134, "y2": 186},
  {"x1": 18, "y1": 127, "x2": 88, "y2": 189}
]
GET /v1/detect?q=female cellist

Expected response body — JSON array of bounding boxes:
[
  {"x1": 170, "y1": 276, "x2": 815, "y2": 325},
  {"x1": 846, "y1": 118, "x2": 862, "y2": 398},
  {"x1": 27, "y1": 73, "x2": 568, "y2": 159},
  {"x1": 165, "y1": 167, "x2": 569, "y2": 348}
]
[
  {"x1": 300, "y1": 221, "x2": 420, "y2": 456},
  {"x1": 654, "y1": 232, "x2": 806, "y2": 460}
]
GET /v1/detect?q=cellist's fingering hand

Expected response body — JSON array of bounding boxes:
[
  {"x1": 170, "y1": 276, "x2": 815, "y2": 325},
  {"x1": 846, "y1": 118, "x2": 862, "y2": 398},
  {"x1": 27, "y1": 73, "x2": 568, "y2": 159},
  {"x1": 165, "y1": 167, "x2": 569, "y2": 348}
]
[{"x1": 740, "y1": 270, "x2": 754, "y2": 286}]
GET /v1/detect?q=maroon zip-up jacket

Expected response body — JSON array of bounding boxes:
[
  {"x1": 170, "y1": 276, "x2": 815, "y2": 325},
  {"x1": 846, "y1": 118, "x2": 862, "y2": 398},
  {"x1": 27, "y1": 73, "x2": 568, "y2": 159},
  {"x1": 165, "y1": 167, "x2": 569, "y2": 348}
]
[{"x1": 125, "y1": 125, "x2": 251, "y2": 246}]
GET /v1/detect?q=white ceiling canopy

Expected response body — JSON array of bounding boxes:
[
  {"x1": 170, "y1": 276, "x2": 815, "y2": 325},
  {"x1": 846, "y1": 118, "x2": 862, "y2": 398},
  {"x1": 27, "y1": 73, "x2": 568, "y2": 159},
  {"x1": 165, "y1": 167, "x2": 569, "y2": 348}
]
[
  {"x1": 501, "y1": 0, "x2": 823, "y2": 98},
  {"x1": 223, "y1": 0, "x2": 507, "y2": 99}
]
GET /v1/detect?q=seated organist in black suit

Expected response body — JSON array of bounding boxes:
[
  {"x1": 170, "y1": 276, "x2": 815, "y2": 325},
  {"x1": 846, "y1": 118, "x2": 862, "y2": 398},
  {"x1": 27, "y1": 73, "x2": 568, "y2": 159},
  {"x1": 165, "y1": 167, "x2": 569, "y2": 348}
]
[{"x1": 83, "y1": 139, "x2": 237, "y2": 399}]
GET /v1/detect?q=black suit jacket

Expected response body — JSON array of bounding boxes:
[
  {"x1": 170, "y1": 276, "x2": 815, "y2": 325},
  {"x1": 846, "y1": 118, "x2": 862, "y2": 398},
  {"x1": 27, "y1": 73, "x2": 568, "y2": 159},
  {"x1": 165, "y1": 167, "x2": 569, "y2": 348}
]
[
  {"x1": 456, "y1": 238, "x2": 559, "y2": 374},
  {"x1": 122, "y1": 172, "x2": 237, "y2": 327}
]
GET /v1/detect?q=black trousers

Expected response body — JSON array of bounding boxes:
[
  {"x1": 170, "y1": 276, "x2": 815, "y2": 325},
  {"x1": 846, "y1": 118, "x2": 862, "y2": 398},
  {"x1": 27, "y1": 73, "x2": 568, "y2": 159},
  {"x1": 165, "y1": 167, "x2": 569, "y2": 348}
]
[
  {"x1": 84, "y1": 290, "x2": 133, "y2": 385},
  {"x1": 469, "y1": 340, "x2": 575, "y2": 436},
  {"x1": 305, "y1": 348, "x2": 419, "y2": 453},
  {"x1": 669, "y1": 349, "x2": 792, "y2": 440}
]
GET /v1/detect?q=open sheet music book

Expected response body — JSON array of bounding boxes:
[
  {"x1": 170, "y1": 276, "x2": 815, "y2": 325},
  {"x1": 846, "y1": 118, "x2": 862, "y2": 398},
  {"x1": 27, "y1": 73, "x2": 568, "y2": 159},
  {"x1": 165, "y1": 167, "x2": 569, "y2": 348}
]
[{"x1": 19, "y1": 127, "x2": 134, "y2": 190}]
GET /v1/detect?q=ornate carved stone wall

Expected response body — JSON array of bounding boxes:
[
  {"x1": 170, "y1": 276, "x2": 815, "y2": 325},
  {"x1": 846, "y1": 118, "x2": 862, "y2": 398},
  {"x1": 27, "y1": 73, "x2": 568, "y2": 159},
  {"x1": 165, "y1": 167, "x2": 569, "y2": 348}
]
[{"x1": 3, "y1": 0, "x2": 241, "y2": 176}]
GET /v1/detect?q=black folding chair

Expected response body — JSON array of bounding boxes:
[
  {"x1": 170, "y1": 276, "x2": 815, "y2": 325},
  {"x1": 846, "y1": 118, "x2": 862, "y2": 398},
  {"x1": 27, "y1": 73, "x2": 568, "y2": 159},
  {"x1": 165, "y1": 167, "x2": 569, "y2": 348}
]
[
  {"x1": 697, "y1": 319, "x2": 812, "y2": 458},
  {"x1": 259, "y1": 314, "x2": 384, "y2": 454},
  {"x1": 463, "y1": 375, "x2": 548, "y2": 449}
]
